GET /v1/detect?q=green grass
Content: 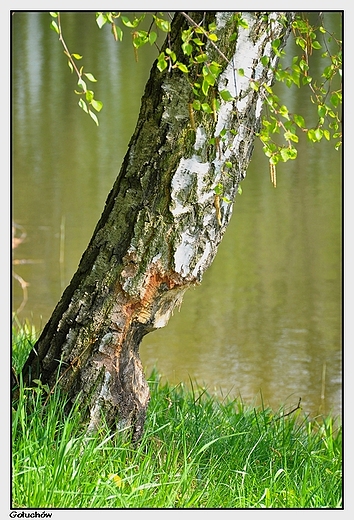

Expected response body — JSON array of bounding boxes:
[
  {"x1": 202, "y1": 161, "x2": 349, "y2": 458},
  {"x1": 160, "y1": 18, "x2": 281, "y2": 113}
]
[{"x1": 12, "y1": 322, "x2": 342, "y2": 509}]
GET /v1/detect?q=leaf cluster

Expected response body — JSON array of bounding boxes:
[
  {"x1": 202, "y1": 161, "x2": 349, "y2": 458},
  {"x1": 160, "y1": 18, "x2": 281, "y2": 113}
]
[
  {"x1": 50, "y1": 12, "x2": 103, "y2": 125},
  {"x1": 49, "y1": 11, "x2": 342, "y2": 189},
  {"x1": 96, "y1": 12, "x2": 168, "y2": 59},
  {"x1": 258, "y1": 13, "x2": 342, "y2": 173}
]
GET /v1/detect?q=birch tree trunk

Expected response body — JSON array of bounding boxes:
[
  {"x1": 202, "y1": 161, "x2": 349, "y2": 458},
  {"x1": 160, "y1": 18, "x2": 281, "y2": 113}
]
[{"x1": 19, "y1": 11, "x2": 294, "y2": 442}]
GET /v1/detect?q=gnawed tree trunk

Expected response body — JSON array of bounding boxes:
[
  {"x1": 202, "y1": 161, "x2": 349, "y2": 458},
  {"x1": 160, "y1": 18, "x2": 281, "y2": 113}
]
[{"x1": 18, "y1": 11, "x2": 294, "y2": 442}]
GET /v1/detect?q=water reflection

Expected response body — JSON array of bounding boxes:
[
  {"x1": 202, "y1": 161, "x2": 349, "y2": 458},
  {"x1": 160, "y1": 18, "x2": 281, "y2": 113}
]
[
  {"x1": 12, "y1": 12, "x2": 342, "y2": 420},
  {"x1": 141, "y1": 139, "x2": 342, "y2": 419}
]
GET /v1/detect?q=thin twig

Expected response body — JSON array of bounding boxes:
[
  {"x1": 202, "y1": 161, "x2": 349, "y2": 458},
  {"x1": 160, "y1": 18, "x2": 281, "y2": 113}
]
[
  {"x1": 57, "y1": 13, "x2": 82, "y2": 80},
  {"x1": 273, "y1": 398, "x2": 302, "y2": 421}
]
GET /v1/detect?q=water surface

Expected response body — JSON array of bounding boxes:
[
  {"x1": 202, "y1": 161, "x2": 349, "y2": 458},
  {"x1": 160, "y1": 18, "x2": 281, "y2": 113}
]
[{"x1": 12, "y1": 12, "x2": 342, "y2": 419}]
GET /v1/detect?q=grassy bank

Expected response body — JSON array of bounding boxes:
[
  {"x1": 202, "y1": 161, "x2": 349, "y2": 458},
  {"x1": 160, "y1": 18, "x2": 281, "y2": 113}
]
[{"x1": 12, "y1": 322, "x2": 342, "y2": 509}]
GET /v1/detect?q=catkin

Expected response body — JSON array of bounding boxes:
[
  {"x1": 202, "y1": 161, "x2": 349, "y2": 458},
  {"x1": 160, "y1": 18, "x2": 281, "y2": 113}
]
[
  {"x1": 269, "y1": 161, "x2": 277, "y2": 188},
  {"x1": 214, "y1": 194, "x2": 222, "y2": 226}
]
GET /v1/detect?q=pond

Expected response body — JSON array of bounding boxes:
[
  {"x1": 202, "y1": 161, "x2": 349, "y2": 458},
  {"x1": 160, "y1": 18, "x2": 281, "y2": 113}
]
[{"x1": 12, "y1": 12, "x2": 342, "y2": 420}]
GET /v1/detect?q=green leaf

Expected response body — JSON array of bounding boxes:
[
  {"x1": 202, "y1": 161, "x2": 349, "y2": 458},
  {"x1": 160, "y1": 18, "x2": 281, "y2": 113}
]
[
  {"x1": 96, "y1": 12, "x2": 107, "y2": 29},
  {"x1": 157, "y1": 53, "x2": 167, "y2": 72},
  {"x1": 284, "y1": 130, "x2": 299, "y2": 143},
  {"x1": 294, "y1": 114, "x2": 305, "y2": 128},
  {"x1": 323, "y1": 129, "x2": 330, "y2": 141},
  {"x1": 181, "y1": 28, "x2": 192, "y2": 42},
  {"x1": 50, "y1": 20, "x2": 59, "y2": 34},
  {"x1": 72, "y1": 53, "x2": 83, "y2": 60},
  {"x1": 132, "y1": 30, "x2": 149, "y2": 48},
  {"x1": 209, "y1": 62, "x2": 221, "y2": 76},
  {"x1": 89, "y1": 109, "x2": 99, "y2": 126},
  {"x1": 202, "y1": 79, "x2": 210, "y2": 96},
  {"x1": 192, "y1": 85, "x2": 200, "y2": 96},
  {"x1": 177, "y1": 62, "x2": 189, "y2": 73},
  {"x1": 85, "y1": 90, "x2": 94, "y2": 102},
  {"x1": 165, "y1": 48, "x2": 176, "y2": 62},
  {"x1": 314, "y1": 127, "x2": 323, "y2": 141},
  {"x1": 238, "y1": 18, "x2": 249, "y2": 29},
  {"x1": 279, "y1": 105, "x2": 289, "y2": 119},
  {"x1": 192, "y1": 37, "x2": 204, "y2": 46},
  {"x1": 214, "y1": 183, "x2": 223, "y2": 195},
  {"x1": 192, "y1": 99, "x2": 201, "y2": 110},
  {"x1": 220, "y1": 90, "x2": 234, "y2": 102},
  {"x1": 272, "y1": 38, "x2": 281, "y2": 51},
  {"x1": 195, "y1": 53, "x2": 208, "y2": 63},
  {"x1": 149, "y1": 31, "x2": 157, "y2": 45},
  {"x1": 299, "y1": 59, "x2": 309, "y2": 72},
  {"x1": 77, "y1": 78, "x2": 87, "y2": 92},
  {"x1": 330, "y1": 92, "x2": 339, "y2": 108},
  {"x1": 91, "y1": 98, "x2": 103, "y2": 112},
  {"x1": 84, "y1": 72, "x2": 97, "y2": 82},
  {"x1": 154, "y1": 16, "x2": 171, "y2": 32},
  {"x1": 302, "y1": 76, "x2": 312, "y2": 86},
  {"x1": 105, "y1": 12, "x2": 119, "y2": 24},
  {"x1": 312, "y1": 40, "x2": 322, "y2": 50},
  {"x1": 115, "y1": 25, "x2": 123, "y2": 41},
  {"x1": 295, "y1": 36, "x2": 306, "y2": 51},
  {"x1": 317, "y1": 105, "x2": 326, "y2": 118},
  {"x1": 49, "y1": 12, "x2": 58, "y2": 17},
  {"x1": 121, "y1": 15, "x2": 142, "y2": 28},
  {"x1": 290, "y1": 69, "x2": 300, "y2": 87},
  {"x1": 307, "y1": 128, "x2": 320, "y2": 142},
  {"x1": 262, "y1": 141, "x2": 277, "y2": 156},
  {"x1": 322, "y1": 65, "x2": 334, "y2": 79},
  {"x1": 208, "y1": 33, "x2": 218, "y2": 42},
  {"x1": 204, "y1": 74, "x2": 215, "y2": 86},
  {"x1": 201, "y1": 103, "x2": 213, "y2": 114},
  {"x1": 182, "y1": 42, "x2": 193, "y2": 56},
  {"x1": 269, "y1": 153, "x2": 280, "y2": 165},
  {"x1": 292, "y1": 63, "x2": 301, "y2": 74},
  {"x1": 280, "y1": 147, "x2": 297, "y2": 162},
  {"x1": 78, "y1": 98, "x2": 88, "y2": 113}
]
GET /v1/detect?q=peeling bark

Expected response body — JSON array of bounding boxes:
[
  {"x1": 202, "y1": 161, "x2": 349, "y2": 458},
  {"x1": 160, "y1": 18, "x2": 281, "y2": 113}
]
[{"x1": 18, "y1": 11, "x2": 294, "y2": 442}]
